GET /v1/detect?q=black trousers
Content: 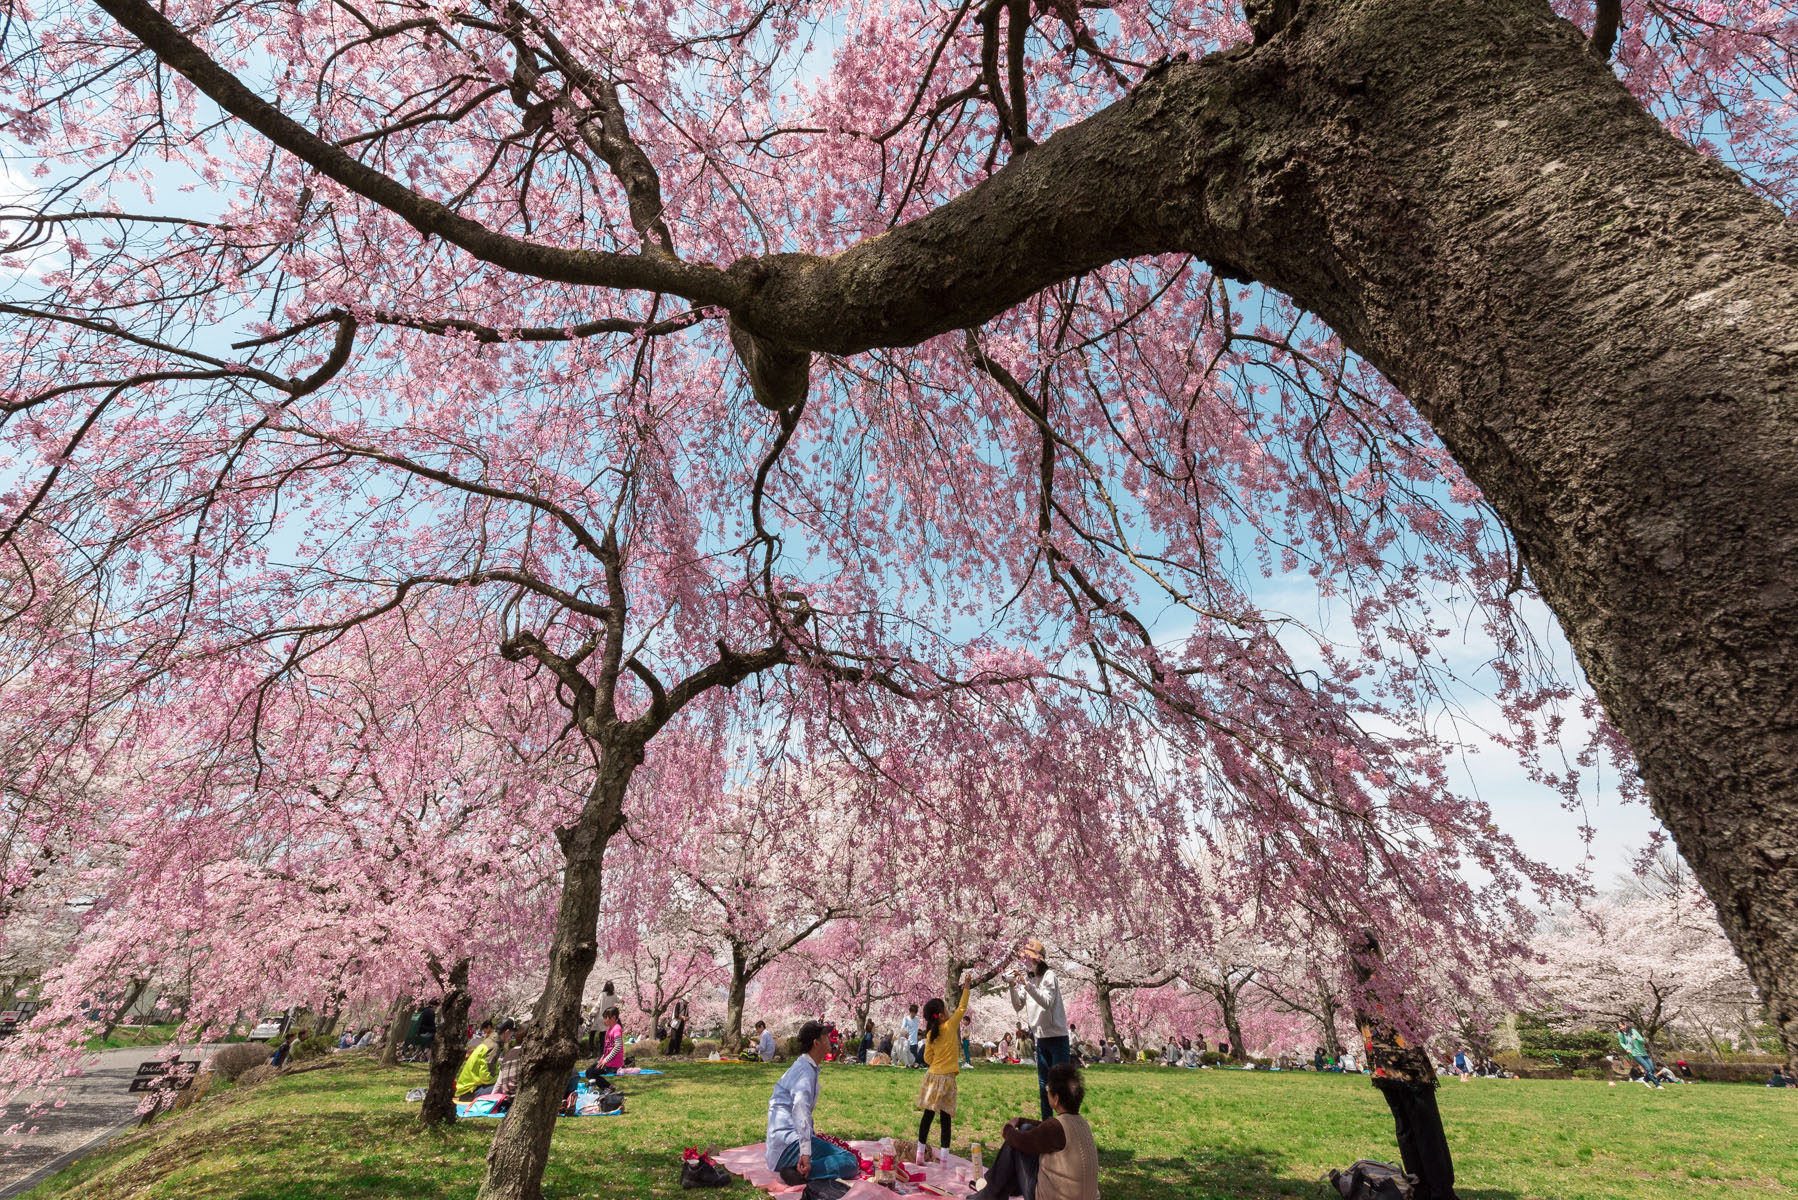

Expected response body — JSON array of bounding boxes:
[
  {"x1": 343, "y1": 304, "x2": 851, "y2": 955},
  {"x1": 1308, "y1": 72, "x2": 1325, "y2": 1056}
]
[
  {"x1": 1374, "y1": 1080, "x2": 1459, "y2": 1200},
  {"x1": 973, "y1": 1140, "x2": 1039, "y2": 1200}
]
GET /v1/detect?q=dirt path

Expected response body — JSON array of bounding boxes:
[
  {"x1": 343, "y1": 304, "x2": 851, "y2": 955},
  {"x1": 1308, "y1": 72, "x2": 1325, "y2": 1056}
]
[{"x1": 0, "y1": 1045, "x2": 219, "y2": 1198}]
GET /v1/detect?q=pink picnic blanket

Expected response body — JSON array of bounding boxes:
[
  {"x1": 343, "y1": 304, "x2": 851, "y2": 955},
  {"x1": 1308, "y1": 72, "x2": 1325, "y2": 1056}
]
[{"x1": 714, "y1": 1142, "x2": 976, "y2": 1198}]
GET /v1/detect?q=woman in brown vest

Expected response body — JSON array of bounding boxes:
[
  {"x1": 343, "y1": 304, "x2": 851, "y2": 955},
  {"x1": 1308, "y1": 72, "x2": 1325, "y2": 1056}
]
[{"x1": 971, "y1": 1062, "x2": 1098, "y2": 1200}]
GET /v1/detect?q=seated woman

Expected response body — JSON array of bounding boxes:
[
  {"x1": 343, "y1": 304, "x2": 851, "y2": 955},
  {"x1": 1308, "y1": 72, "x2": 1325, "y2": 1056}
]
[
  {"x1": 973, "y1": 1063, "x2": 1098, "y2": 1200},
  {"x1": 1161, "y1": 1041, "x2": 1180, "y2": 1067},
  {"x1": 1181, "y1": 1038, "x2": 1201, "y2": 1069}
]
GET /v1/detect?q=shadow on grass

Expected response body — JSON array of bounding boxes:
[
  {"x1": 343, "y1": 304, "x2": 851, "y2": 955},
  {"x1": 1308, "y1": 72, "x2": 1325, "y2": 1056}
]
[{"x1": 1092, "y1": 1144, "x2": 1523, "y2": 1200}]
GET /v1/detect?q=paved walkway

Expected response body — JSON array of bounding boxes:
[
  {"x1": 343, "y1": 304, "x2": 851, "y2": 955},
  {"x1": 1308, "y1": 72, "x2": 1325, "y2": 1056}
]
[{"x1": 0, "y1": 1045, "x2": 217, "y2": 1198}]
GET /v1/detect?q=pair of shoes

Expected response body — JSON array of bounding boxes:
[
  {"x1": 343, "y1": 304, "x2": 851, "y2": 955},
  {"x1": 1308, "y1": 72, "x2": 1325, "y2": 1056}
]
[{"x1": 778, "y1": 1167, "x2": 806, "y2": 1186}]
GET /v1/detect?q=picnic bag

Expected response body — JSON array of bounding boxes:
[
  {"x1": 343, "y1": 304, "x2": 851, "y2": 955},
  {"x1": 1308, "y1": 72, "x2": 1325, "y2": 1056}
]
[
  {"x1": 679, "y1": 1148, "x2": 732, "y2": 1189},
  {"x1": 579, "y1": 1085, "x2": 625, "y2": 1115},
  {"x1": 1326, "y1": 1160, "x2": 1418, "y2": 1200}
]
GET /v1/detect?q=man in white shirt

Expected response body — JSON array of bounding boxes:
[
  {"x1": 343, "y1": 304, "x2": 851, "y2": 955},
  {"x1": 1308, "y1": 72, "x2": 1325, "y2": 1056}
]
[
  {"x1": 766, "y1": 1022, "x2": 858, "y2": 1184},
  {"x1": 901, "y1": 1004, "x2": 921, "y2": 1069},
  {"x1": 1007, "y1": 937, "x2": 1069, "y2": 1119},
  {"x1": 756, "y1": 1020, "x2": 779, "y2": 1063}
]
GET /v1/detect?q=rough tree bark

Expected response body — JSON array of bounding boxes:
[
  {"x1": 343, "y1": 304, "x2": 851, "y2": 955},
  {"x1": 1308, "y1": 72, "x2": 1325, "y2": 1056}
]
[
  {"x1": 1095, "y1": 980, "x2": 1122, "y2": 1051},
  {"x1": 421, "y1": 957, "x2": 472, "y2": 1127},
  {"x1": 476, "y1": 759, "x2": 632, "y2": 1200},
  {"x1": 724, "y1": 944, "x2": 750, "y2": 1054},
  {"x1": 380, "y1": 995, "x2": 411, "y2": 1068},
  {"x1": 1318, "y1": 988, "x2": 1345, "y2": 1059}
]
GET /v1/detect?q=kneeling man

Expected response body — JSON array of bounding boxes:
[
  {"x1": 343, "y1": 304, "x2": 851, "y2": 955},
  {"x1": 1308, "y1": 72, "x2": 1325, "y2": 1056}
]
[{"x1": 767, "y1": 1021, "x2": 859, "y2": 1185}]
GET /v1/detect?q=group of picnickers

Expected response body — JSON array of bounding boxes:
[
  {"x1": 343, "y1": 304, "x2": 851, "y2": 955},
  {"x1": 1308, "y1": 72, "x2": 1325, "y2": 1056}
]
[{"x1": 764, "y1": 938, "x2": 1099, "y2": 1200}]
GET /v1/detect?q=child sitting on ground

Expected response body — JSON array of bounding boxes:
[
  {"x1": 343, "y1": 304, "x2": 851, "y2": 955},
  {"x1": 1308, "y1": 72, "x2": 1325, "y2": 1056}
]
[{"x1": 586, "y1": 1006, "x2": 624, "y2": 1083}]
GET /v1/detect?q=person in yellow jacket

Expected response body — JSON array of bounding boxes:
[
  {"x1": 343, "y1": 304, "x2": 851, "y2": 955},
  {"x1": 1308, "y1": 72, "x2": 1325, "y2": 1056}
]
[
  {"x1": 915, "y1": 971, "x2": 973, "y2": 1152},
  {"x1": 455, "y1": 1020, "x2": 514, "y2": 1101}
]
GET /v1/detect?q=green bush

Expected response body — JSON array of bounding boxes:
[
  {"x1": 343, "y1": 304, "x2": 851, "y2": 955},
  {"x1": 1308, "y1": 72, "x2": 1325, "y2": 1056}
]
[
  {"x1": 691, "y1": 1038, "x2": 721, "y2": 1058},
  {"x1": 1520, "y1": 1028, "x2": 1615, "y2": 1055},
  {"x1": 1200, "y1": 1050, "x2": 1230, "y2": 1066},
  {"x1": 291, "y1": 1035, "x2": 335, "y2": 1063}
]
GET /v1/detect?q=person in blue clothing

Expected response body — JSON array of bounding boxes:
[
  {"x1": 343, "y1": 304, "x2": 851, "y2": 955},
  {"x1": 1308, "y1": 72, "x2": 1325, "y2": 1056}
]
[{"x1": 766, "y1": 1021, "x2": 859, "y2": 1185}]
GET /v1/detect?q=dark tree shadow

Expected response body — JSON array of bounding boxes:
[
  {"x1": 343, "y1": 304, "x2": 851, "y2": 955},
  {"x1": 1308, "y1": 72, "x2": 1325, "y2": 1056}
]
[{"x1": 1094, "y1": 1145, "x2": 1524, "y2": 1200}]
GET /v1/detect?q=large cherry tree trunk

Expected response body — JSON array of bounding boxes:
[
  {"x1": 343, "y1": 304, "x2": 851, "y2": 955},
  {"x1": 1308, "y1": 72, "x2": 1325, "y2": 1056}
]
[
  {"x1": 1147, "y1": 0, "x2": 1798, "y2": 1071},
  {"x1": 476, "y1": 759, "x2": 632, "y2": 1200},
  {"x1": 1220, "y1": 990, "x2": 1247, "y2": 1063},
  {"x1": 1094, "y1": 980, "x2": 1123, "y2": 1052},
  {"x1": 729, "y1": 0, "x2": 1798, "y2": 1070},
  {"x1": 421, "y1": 957, "x2": 472, "y2": 1127},
  {"x1": 380, "y1": 995, "x2": 411, "y2": 1068},
  {"x1": 1318, "y1": 989, "x2": 1345, "y2": 1060},
  {"x1": 723, "y1": 946, "x2": 750, "y2": 1055}
]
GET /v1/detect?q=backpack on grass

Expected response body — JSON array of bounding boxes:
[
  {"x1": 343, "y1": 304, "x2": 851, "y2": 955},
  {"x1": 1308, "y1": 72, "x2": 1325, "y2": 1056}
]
[{"x1": 1326, "y1": 1160, "x2": 1417, "y2": 1200}]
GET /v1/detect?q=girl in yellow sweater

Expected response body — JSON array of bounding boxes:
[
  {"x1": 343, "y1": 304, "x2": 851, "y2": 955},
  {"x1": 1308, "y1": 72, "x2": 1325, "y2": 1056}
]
[{"x1": 916, "y1": 972, "x2": 973, "y2": 1152}]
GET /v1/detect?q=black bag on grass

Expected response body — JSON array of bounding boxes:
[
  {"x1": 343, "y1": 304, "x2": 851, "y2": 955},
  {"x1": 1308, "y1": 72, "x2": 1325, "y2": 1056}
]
[
  {"x1": 1326, "y1": 1160, "x2": 1417, "y2": 1200},
  {"x1": 680, "y1": 1150, "x2": 732, "y2": 1189}
]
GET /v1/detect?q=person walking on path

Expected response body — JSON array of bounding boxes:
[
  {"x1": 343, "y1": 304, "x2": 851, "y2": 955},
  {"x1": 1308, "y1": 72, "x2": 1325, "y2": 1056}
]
[
  {"x1": 1615, "y1": 1020, "x2": 1664, "y2": 1090},
  {"x1": 1352, "y1": 932, "x2": 1460, "y2": 1200},
  {"x1": 1007, "y1": 938, "x2": 1069, "y2": 1121},
  {"x1": 766, "y1": 1021, "x2": 860, "y2": 1185},
  {"x1": 917, "y1": 973, "x2": 973, "y2": 1152}
]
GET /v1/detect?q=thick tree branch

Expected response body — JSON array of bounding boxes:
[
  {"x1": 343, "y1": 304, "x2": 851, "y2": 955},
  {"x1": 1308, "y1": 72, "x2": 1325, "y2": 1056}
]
[
  {"x1": 90, "y1": 0, "x2": 739, "y2": 304},
  {"x1": 1591, "y1": 0, "x2": 1621, "y2": 61}
]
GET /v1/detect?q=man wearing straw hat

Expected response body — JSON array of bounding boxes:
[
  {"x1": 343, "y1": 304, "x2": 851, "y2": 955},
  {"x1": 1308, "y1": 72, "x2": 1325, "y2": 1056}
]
[{"x1": 1006, "y1": 938, "x2": 1069, "y2": 1121}]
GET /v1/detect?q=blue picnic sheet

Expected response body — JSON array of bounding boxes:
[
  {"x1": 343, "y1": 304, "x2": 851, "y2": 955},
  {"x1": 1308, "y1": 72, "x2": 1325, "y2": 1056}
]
[{"x1": 454, "y1": 1071, "x2": 662, "y2": 1119}]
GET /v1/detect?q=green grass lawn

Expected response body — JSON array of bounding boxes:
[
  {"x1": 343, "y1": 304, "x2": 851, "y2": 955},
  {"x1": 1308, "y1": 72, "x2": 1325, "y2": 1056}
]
[
  {"x1": 27, "y1": 1055, "x2": 1798, "y2": 1200},
  {"x1": 82, "y1": 1023, "x2": 187, "y2": 1051}
]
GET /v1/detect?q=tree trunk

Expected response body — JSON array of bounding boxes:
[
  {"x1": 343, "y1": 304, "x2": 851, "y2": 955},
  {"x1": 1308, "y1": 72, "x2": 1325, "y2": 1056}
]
[
  {"x1": 101, "y1": 976, "x2": 149, "y2": 1041},
  {"x1": 1318, "y1": 988, "x2": 1344, "y2": 1059},
  {"x1": 741, "y1": 0, "x2": 1798, "y2": 1073},
  {"x1": 476, "y1": 760, "x2": 632, "y2": 1200},
  {"x1": 723, "y1": 947, "x2": 749, "y2": 1055},
  {"x1": 380, "y1": 995, "x2": 411, "y2": 1068},
  {"x1": 1094, "y1": 980, "x2": 1122, "y2": 1051},
  {"x1": 1221, "y1": 989, "x2": 1246, "y2": 1062},
  {"x1": 1100, "y1": 0, "x2": 1798, "y2": 1074},
  {"x1": 421, "y1": 957, "x2": 472, "y2": 1127}
]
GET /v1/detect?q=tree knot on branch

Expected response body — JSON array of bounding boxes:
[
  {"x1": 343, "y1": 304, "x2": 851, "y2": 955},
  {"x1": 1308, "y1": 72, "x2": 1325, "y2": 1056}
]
[{"x1": 726, "y1": 314, "x2": 811, "y2": 412}]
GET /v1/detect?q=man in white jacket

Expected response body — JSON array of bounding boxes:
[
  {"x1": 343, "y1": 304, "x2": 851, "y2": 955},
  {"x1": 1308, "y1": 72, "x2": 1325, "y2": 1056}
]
[
  {"x1": 766, "y1": 1022, "x2": 858, "y2": 1184},
  {"x1": 1007, "y1": 937, "x2": 1069, "y2": 1119}
]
